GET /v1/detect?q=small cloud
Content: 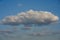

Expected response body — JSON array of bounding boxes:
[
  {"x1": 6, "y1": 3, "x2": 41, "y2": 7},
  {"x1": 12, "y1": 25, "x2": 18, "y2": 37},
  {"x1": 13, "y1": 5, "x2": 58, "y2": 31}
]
[{"x1": 17, "y1": 3, "x2": 23, "y2": 7}]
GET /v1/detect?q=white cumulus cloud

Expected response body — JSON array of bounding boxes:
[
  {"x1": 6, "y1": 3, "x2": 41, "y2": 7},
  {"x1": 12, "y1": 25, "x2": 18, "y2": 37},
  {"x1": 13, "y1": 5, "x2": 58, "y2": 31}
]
[{"x1": 0, "y1": 9, "x2": 59, "y2": 26}]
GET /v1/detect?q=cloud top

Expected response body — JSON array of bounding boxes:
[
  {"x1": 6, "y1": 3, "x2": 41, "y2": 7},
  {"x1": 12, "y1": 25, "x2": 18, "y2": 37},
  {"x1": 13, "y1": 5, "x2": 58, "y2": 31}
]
[{"x1": 0, "y1": 9, "x2": 59, "y2": 25}]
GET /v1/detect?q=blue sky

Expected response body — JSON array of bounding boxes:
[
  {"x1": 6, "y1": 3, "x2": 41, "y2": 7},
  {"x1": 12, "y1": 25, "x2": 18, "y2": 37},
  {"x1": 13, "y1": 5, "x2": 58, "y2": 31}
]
[
  {"x1": 0, "y1": 0, "x2": 60, "y2": 18},
  {"x1": 0, "y1": 0, "x2": 60, "y2": 31}
]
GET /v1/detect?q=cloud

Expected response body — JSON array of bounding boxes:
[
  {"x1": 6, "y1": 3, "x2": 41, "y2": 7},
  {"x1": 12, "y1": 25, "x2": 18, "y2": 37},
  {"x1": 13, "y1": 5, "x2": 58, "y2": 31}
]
[
  {"x1": 28, "y1": 27, "x2": 60, "y2": 36},
  {"x1": 17, "y1": 3, "x2": 23, "y2": 7},
  {"x1": 28, "y1": 31, "x2": 60, "y2": 36},
  {"x1": 0, "y1": 9, "x2": 59, "y2": 26}
]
